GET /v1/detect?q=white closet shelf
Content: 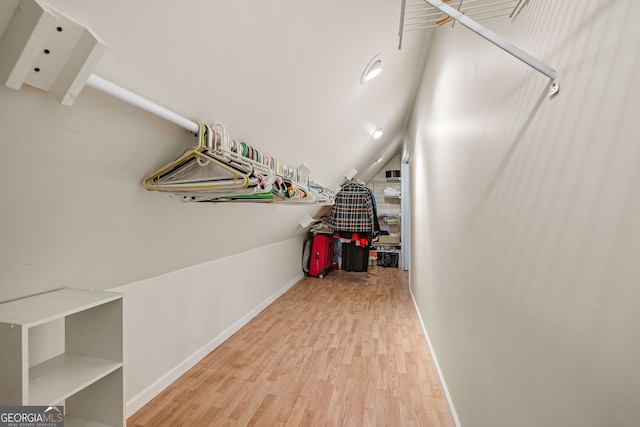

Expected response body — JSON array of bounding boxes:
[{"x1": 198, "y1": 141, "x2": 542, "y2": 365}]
[
  {"x1": 29, "y1": 353, "x2": 122, "y2": 405},
  {"x1": 0, "y1": 288, "x2": 122, "y2": 327},
  {"x1": 0, "y1": 288, "x2": 124, "y2": 426},
  {"x1": 399, "y1": 0, "x2": 559, "y2": 98},
  {"x1": 372, "y1": 177, "x2": 401, "y2": 183},
  {"x1": 401, "y1": 0, "x2": 524, "y2": 32}
]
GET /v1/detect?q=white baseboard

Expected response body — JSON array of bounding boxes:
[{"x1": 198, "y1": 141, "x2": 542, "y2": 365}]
[
  {"x1": 126, "y1": 272, "x2": 304, "y2": 417},
  {"x1": 409, "y1": 288, "x2": 462, "y2": 427}
]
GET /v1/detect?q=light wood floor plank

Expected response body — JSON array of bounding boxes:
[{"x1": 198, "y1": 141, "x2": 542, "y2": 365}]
[{"x1": 128, "y1": 266, "x2": 454, "y2": 426}]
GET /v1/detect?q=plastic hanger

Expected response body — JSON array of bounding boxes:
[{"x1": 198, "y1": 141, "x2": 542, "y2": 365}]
[
  {"x1": 144, "y1": 122, "x2": 335, "y2": 204},
  {"x1": 339, "y1": 179, "x2": 371, "y2": 195},
  {"x1": 143, "y1": 124, "x2": 253, "y2": 192}
]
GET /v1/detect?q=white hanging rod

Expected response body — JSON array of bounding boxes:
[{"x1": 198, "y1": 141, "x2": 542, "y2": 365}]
[
  {"x1": 422, "y1": 0, "x2": 558, "y2": 85},
  {"x1": 86, "y1": 74, "x2": 200, "y2": 134}
]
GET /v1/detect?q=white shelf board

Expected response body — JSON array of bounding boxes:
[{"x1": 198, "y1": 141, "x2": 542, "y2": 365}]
[
  {"x1": 65, "y1": 416, "x2": 114, "y2": 427},
  {"x1": 29, "y1": 353, "x2": 122, "y2": 405},
  {"x1": 372, "y1": 177, "x2": 401, "y2": 183},
  {"x1": 0, "y1": 289, "x2": 122, "y2": 327}
]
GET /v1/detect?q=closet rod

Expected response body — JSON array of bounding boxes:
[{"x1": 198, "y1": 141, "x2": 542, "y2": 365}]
[
  {"x1": 423, "y1": 0, "x2": 557, "y2": 82},
  {"x1": 86, "y1": 74, "x2": 199, "y2": 134}
]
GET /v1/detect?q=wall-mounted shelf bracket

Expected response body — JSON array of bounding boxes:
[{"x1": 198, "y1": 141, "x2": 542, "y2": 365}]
[
  {"x1": 0, "y1": 0, "x2": 105, "y2": 106},
  {"x1": 400, "y1": 0, "x2": 559, "y2": 98}
]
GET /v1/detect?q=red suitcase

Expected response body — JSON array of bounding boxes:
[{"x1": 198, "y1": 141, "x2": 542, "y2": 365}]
[{"x1": 307, "y1": 234, "x2": 333, "y2": 278}]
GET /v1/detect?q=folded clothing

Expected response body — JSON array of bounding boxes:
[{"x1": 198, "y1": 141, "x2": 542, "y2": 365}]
[{"x1": 383, "y1": 186, "x2": 401, "y2": 197}]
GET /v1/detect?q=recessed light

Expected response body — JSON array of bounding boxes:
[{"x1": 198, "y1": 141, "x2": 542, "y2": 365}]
[
  {"x1": 372, "y1": 128, "x2": 383, "y2": 139},
  {"x1": 361, "y1": 54, "x2": 382, "y2": 85},
  {"x1": 364, "y1": 60, "x2": 382, "y2": 81}
]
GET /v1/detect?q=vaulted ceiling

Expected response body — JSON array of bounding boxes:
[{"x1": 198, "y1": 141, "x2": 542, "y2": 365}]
[
  {"x1": 0, "y1": 0, "x2": 437, "y2": 292},
  {"x1": 1, "y1": 0, "x2": 432, "y2": 186}
]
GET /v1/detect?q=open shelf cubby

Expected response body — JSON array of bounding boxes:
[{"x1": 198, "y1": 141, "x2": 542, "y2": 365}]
[{"x1": 0, "y1": 288, "x2": 124, "y2": 427}]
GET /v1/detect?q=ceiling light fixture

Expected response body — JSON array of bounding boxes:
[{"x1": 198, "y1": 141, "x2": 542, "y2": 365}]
[
  {"x1": 361, "y1": 54, "x2": 382, "y2": 85},
  {"x1": 372, "y1": 128, "x2": 383, "y2": 140}
]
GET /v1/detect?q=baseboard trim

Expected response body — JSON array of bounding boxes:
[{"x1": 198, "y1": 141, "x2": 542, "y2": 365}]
[
  {"x1": 409, "y1": 288, "x2": 462, "y2": 427},
  {"x1": 126, "y1": 272, "x2": 304, "y2": 417}
]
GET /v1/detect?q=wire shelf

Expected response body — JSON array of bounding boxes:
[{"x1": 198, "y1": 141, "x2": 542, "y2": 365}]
[
  {"x1": 397, "y1": 0, "x2": 558, "y2": 97},
  {"x1": 399, "y1": 0, "x2": 526, "y2": 48}
]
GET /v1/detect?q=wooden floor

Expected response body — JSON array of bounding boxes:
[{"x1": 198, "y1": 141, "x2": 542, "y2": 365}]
[{"x1": 128, "y1": 267, "x2": 455, "y2": 427}]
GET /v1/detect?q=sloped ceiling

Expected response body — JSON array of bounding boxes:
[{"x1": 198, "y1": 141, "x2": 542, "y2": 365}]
[
  {"x1": 0, "y1": 0, "x2": 432, "y2": 295},
  {"x1": 3, "y1": 0, "x2": 431, "y2": 184}
]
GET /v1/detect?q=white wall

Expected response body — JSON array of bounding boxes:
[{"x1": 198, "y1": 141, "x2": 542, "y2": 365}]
[
  {"x1": 0, "y1": 84, "x2": 315, "y2": 302},
  {"x1": 407, "y1": 1, "x2": 640, "y2": 426},
  {"x1": 0, "y1": 83, "x2": 313, "y2": 300},
  {"x1": 0, "y1": 42, "x2": 313, "y2": 415},
  {"x1": 110, "y1": 237, "x2": 303, "y2": 413},
  {"x1": 0, "y1": 81, "x2": 310, "y2": 409},
  {"x1": 0, "y1": 0, "x2": 432, "y2": 415},
  {"x1": 0, "y1": 0, "x2": 436, "y2": 417}
]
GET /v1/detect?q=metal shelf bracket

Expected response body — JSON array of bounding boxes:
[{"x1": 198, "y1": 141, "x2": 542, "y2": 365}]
[{"x1": 0, "y1": 0, "x2": 106, "y2": 106}]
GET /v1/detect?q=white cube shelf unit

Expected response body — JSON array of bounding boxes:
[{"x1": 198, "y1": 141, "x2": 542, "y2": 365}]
[{"x1": 0, "y1": 288, "x2": 124, "y2": 427}]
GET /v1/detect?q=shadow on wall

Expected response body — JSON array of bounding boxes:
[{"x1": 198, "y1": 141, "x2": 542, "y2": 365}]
[{"x1": 462, "y1": 80, "x2": 553, "y2": 235}]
